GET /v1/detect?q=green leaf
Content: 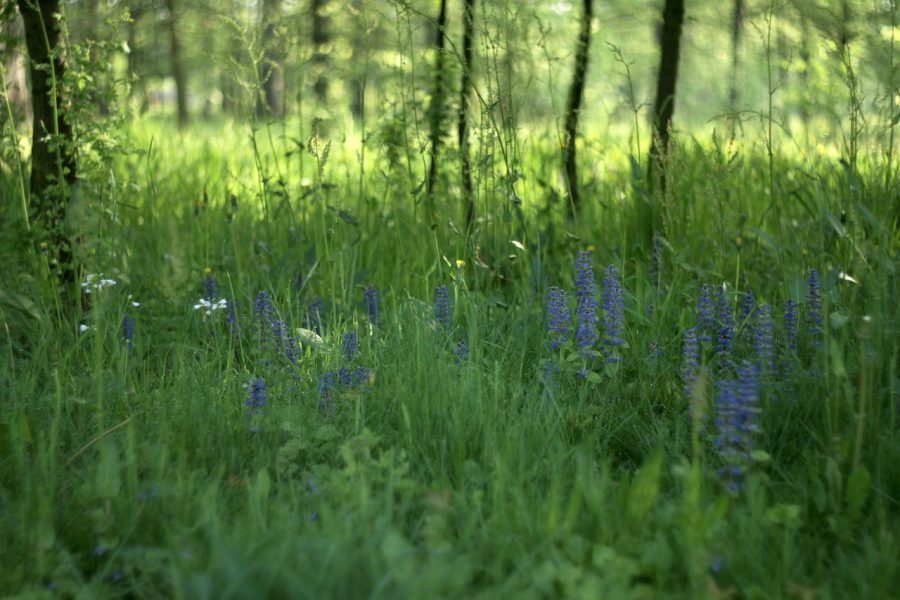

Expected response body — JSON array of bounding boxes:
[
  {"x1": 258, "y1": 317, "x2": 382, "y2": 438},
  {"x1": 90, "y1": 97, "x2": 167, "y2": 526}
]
[
  {"x1": 585, "y1": 371, "x2": 603, "y2": 384},
  {"x1": 628, "y1": 451, "x2": 662, "y2": 523},
  {"x1": 0, "y1": 288, "x2": 42, "y2": 321},
  {"x1": 95, "y1": 441, "x2": 121, "y2": 499},
  {"x1": 295, "y1": 328, "x2": 329, "y2": 352},
  {"x1": 747, "y1": 227, "x2": 780, "y2": 255},
  {"x1": 314, "y1": 425, "x2": 339, "y2": 442},
  {"x1": 13, "y1": 410, "x2": 33, "y2": 445},
  {"x1": 829, "y1": 311, "x2": 850, "y2": 330},
  {"x1": 255, "y1": 469, "x2": 271, "y2": 500},
  {"x1": 845, "y1": 466, "x2": 870, "y2": 521},
  {"x1": 750, "y1": 450, "x2": 771, "y2": 463}
]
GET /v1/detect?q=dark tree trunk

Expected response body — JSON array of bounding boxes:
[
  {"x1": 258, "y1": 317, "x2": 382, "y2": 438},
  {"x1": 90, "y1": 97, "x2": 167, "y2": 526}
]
[
  {"x1": 647, "y1": 0, "x2": 685, "y2": 192},
  {"x1": 458, "y1": 0, "x2": 475, "y2": 230},
  {"x1": 257, "y1": 0, "x2": 283, "y2": 117},
  {"x1": 164, "y1": 0, "x2": 188, "y2": 127},
  {"x1": 17, "y1": 0, "x2": 77, "y2": 286},
  {"x1": 426, "y1": 0, "x2": 449, "y2": 198},
  {"x1": 727, "y1": 0, "x2": 742, "y2": 140},
  {"x1": 311, "y1": 0, "x2": 330, "y2": 103},
  {"x1": 349, "y1": 1, "x2": 366, "y2": 120},
  {"x1": 562, "y1": 0, "x2": 594, "y2": 213}
]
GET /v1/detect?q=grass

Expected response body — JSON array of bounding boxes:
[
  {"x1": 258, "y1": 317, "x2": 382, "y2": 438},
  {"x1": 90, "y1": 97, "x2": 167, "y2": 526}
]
[{"x1": 0, "y1": 112, "x2": 898, "y2": 598}]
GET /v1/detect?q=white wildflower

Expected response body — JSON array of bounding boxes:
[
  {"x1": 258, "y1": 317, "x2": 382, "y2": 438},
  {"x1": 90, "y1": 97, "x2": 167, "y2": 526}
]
[
  {"x1": 81, "y1": 273, "x2": 117, "y2": 293},
  {"x1": 193, "y1": 298, "x2": 228, "y2": 317}
]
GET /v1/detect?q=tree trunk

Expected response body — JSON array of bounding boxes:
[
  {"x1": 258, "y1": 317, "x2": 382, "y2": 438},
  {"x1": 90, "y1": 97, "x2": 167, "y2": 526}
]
[
  {"x1": 727, "y1": 0, "x2": 742, "y2": 140},
  {"x1": 458, "y1": 0, "x2": 475, "y2": 230},
  {"x1": 257, "y1": 0, "x2": 283, "y2": 117},
  {"x1": 349, "y1": 1, "x2": 366, "y2": 120},
  {"x1": 17, "y1": 0, "x2": 77, "y2": 286},
  {"x1": 562, "y1": 0, "x2": 594, "y2": 213},
  {"x1": 426, "y1": 0, "x2": 449, "y2": 197},
  {"x1": 311, "y1": 0, "x2": 330, "y2": 103},
  {"x1": 164, "y1": 0, "x2": 188, "y2": 127},
  {"x1": 647, "y1": 0, "x2": 685, "y2": 192}
]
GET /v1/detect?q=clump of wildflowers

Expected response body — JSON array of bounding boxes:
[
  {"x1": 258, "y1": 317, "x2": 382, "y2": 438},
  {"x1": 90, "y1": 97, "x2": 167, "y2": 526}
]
[
  {"x1": 253, "y1": 291, "x2": 272, "y2": 324},
  {"x1": 434, "y1": 286, "x2": 451, "y2": 334},
  {"x1": 783, "y1": 299, "x2": 798, "y2": 352},
  {"x1": 121, "y1": 314, "x2": 134, "y2": 349},
  {"x1": 246, "y1": 378, "x2": 266, "y2": 431},
  {"x1": 226, "y1": 300, "x2": 240, "y2": 334},
  {"x1": 696, "y1": 284, "x2": 715, "y2": 342},
  {"x1": 341, "y1": 331, "x2": 360, "y2": 361},
  {"x1": 713, "y1": 362, "x2": 760, "y2": 493},
  {"x1": 574, "y1": 251, "x2": 597, "y2": 370},
  {"x1": 754, "y1": 304, "x2": 775, "y2": 378},
  {"x1": 545, "y1": 286, "x2": 570, "y2": 350},
  {"x1": 601, "y1": 264, "x2": 624, "y2": 361},
  {"x1": 805, "y1": 269, "x2": 822, "y2": 345},
  {"x1": 318, "y1": 372, "x2": 336, "y2": 411},
  {"x1": 682, "y1": 326, "x2": 700, "y2": 401},
  {"x1": 364, "y1": 285, "x2": 379, "y2": 326},
  {"x1": 455, "y1": 338, "x2": 469, "y2": 364}
]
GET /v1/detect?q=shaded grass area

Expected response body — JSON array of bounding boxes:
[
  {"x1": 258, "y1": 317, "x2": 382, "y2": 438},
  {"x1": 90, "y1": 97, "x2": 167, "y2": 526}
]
[{"x1": 0, "y1": 117, "x2": 898, "y2": 597}]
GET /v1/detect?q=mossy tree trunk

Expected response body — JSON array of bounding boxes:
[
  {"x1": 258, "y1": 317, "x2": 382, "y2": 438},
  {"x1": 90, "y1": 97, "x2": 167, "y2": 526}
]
[
  {"x1": 562, "y1": 0, "x2": 594, "y2": 214},
  {"x1": 17, "y1": 0, "x2": 77, "y2": 287},
  {"x1": 426, "y1": 0, "x2": 449, "y2": 199},
  {"x1": 458, "y1": 0, "x2": 475, "y2": 231},
  {"x1": 647, "y1": 0, "x2": 684, "y2": 194}
]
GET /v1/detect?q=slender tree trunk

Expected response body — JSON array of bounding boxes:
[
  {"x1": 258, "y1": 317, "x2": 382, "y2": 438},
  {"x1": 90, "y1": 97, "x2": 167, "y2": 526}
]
[
  {"x1": 164, "y1": 0, "x2": 188, "y2": 127},
  {"x1": 349, "y1": 1, "x2": 366, "y2": 120},
  {"x1": 562, "y1": 0, "x2": 594, "y2": 213},
  {"x1": 257, "y1": 0, "x2": 283, "y2": 117},
  {"x1": 459, "y1": 0, "x2": 475, "y2": 230},
  {"x1": 798, "y1": 12, "x2": 810, "y2": 142},
  {"x1": 311, "y1": 0, "x2": 330, "y2": 103},
  {"x1": 426, "y1": 0, "x2": 449, "y2": 197},
  {"x1": 126, "y1": 6, "x2": 147, "y2": 112},
  {"x1": 727, "y1": 0, "x2": 742, "y2": 140},
  {"x1": 17, "y1": 0, "x2": 77, "y2": 287},
  {"x1": 647, "y1": 0, "x2": 685, "y2": 192}
]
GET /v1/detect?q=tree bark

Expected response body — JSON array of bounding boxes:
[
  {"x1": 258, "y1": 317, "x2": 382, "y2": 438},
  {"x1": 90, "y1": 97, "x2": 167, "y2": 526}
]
[
  {"x1": 257, "y1": 0, "x2": 283, "y2": 117},
  {"x1": 562, "y1": 0, "x2": 594, "y2": 213},
  {"x1": 458, "y1": 0, "x2": 475, "y2": 230},
  {"x1": 426, "y1": 0, "x2": 449, "y2": 198},
  {"x1": 647, "y1": 0, "x2": 685, "y2": 192},
  {"x1": 17, "y1": 0, "x2": 77, "y2": 285},
  {"x1": 311, "y1": 0, "x2": 330, "y2": 103},
  {"x1": 727, "y1": 0, "x2": 742, "y2": 140},
  {"x1": 164, "y1": 0, "x2": 188, "y2": 127}
]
